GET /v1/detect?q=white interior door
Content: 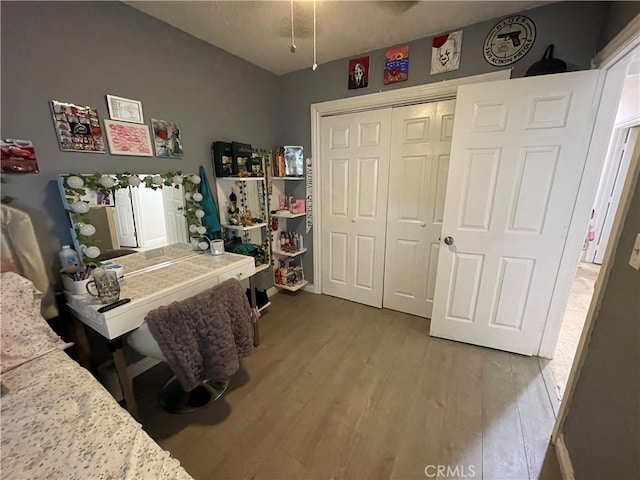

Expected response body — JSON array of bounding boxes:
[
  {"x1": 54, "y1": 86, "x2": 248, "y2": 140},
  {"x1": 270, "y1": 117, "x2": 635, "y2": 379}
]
[
  {"x1": 321, "y1": 109, "x2": 392, "y2": 307},
  {"x1": 162, "y1": 184, "x2": 188, "y2": 244},
  {"x1": 430, "y1": 71, "x2": 601, "y2": 355},
  {"x1": 591, "y1": 126, "x2": 639, "y2": 264},
  {"x1": 383, "y1": 100, "x2": 455, "y2": 317},
  {"x1": 113, "y1": 187, "x2": 138, "y2": 248}
]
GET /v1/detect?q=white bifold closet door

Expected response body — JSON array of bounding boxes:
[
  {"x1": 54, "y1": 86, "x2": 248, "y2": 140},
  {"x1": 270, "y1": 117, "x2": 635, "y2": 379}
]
[
  {"x1": 383, "y1": 100, "x2": 455, "y2": 317},
  {"x1": 321, "y1": 109, "x2": 392, "y2": 307}
]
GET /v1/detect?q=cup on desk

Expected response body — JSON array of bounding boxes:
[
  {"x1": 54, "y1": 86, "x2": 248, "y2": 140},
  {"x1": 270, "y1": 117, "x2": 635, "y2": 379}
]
[
  {"x1": 210, "y1": 239, "x2": 225, "y2": 256},
  {"x1": 86, "y1": 270, "x2": 120, "y2": 304}
]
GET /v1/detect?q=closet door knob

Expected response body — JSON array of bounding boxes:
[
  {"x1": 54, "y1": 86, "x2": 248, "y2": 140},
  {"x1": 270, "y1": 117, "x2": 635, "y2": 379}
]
[
  {"x1": 352, "y1": 218, "x2": 356, "y2": 223},
  {"x1": 420, "y1": 222, "x2": 426, "y2": 228},
  {"x1": 444, "y1": 236, "x2": 454, "y2": 245}
]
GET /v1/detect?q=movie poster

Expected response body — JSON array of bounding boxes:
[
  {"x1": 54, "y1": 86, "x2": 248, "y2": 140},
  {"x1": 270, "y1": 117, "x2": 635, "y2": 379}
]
[
  {"x1": 431, "y1": 31, "x2": 463, "y2": 75},
  {"x1": 348, "y1": 56, "x2": 369, "y2": 89}
]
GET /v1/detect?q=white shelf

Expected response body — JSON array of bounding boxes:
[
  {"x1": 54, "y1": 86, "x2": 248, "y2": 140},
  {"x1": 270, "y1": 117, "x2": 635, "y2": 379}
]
[
  {"x1": 275, "y1": 280, "x2": 308, "y2": 292},
  {"x1": 272, "y1": 248, "x2": 307, "y2": 257},
  {"x1": 271, "y1": 177, "x2": 304, "y2": 181},
  {"x1": 271, "y1": 211, "x2": 306, "y2": 219},
  {"x1": 218, "y1": 177, "x2": 265, "y2": 182},
  {"x1": 221, "y1": 222, "x2": 267, "y2": 231},
  {"x1": 258, "y1": 301, "x2": 271, "y2": 312},
  {"x1": 254, "y1": 263, "x2": 270, "y2": 273}
]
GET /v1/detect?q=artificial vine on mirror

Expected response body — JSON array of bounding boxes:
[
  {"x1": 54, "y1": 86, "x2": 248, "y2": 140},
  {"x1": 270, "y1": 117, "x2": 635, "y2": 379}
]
[{"x1": 61, "y1": 172, "x2": 204, "y2": 264}]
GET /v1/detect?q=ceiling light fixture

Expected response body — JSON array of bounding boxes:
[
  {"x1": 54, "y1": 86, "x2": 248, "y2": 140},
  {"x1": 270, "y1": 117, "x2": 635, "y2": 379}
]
[
  {"x1": 312, "y1": 0, "x2": 317, "y2": 70},
  {"x1": 290, "y1": 0, "x2": 296, "y2": 53}
]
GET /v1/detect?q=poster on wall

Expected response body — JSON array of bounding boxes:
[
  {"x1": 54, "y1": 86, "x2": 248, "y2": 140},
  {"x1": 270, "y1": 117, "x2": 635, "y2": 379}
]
[
  {"x1": 431, "y1": 30, "x2": 463, "y2": 75},
  {"x1": 348, "y1": 56, "x2": 369, "y2": 89},
  {"x1": 104, "y1": 119, "x2": 153, "y2": 156},
  {"x1": 1, "y1": 139, "x2": 39, "y2": 174},
  {"x1": 384, "y1": 45, "x2": 409, "y2": 85},
  {"x1": 50, "y1": 100, "x2": 106, "y2": 153},
  {"x1": 151, "y1": 119, "x2": 184, "y2": 158}
]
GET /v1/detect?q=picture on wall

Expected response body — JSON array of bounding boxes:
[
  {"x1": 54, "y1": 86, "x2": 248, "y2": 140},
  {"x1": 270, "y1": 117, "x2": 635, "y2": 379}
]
[
  {"x1": 50, "y1": 100, "x2": 106, "y2": 153},
  {"x1": 103, "y1": 119, "x2": 153, "y2": 156},
  {"x1": 106, "y1": 95, "x2": 144, "y2": 124},
  {"x1": 384, "y1": 45, "x2": 409, "y2": 85},
  {"x1": 1, "y1": 139, "x2": 39, "y2": 174},
  {"x1": 348, "y1": 56, "x2": 369, "y2": 89},
  {"x1": 431, "y1": 30, "x2": 463, "y2": 75},
  {"x1": 151, "y1": 119, "x2": 183, "y2": 158}
]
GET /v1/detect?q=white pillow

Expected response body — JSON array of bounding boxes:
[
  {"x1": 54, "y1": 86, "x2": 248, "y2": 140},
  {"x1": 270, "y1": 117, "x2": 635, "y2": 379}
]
[{"x1": 1, "y1": 272, "x2": 69, "y2": 373}]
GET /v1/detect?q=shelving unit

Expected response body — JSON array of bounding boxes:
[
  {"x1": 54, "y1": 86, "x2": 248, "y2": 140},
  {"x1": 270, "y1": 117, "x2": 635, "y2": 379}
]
[
  {"x1": 270, "y1": 175, "x2": 308, "y2": 292},
  {"x1": 220, "y1": 222, "x2": 268, "y2": 231}
]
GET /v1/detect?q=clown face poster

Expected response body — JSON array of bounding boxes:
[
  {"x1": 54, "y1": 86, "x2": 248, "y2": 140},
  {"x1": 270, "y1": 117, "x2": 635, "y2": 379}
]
[
  {"x1": 348, "y1": 56, "x2": 369, "y2": 89},
  {"x1": 384, "y1": 45, "x2": 409, "y2": 85},
  {"x1": 431, "y1": 31, "x2": 463, "y2": 75}
]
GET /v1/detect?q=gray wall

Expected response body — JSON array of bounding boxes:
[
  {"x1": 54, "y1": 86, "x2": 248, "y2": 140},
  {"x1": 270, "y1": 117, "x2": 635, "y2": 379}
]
[
  {"x1": 278, "y1": 1, "x2": 609, "y2": 282},
  {"x1": 598, "y1": 0, "x2": 640, "y2": 50},
  {"x1": 0, "y1": 1, "x2": 280, "y2": 285},
  {"x1": 562, "y1": 166, "x2": 640, "y2": 479}
]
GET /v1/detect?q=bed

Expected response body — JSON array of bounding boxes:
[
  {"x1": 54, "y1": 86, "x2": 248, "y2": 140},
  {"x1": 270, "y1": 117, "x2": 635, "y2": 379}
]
[{"x1": 0, "y1": 205, "x2": 193, "y2": 479}]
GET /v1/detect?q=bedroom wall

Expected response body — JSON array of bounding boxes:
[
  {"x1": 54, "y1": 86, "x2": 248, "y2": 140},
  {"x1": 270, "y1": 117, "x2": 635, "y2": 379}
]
[
  {"x1": 0, "y1": 1, "x2": 280, "y2": 285},
  {"x1": 561, "y1": 159, "x2": 640, "y2": 479},
  {"x1": 277, "y1": 0, "x2": 609, "y2": 283},
  {"x1": 598, "y1": 0, "x2": 640, "y2": 50}
]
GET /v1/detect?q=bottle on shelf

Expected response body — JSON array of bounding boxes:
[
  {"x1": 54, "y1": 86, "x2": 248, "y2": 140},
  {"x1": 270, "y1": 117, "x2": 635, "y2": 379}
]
[{"x1": 59, "y1": 245, "x2": 80, "y2": 271}]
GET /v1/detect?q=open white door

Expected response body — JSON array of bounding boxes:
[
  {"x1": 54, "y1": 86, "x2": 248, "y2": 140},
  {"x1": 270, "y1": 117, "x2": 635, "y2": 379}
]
[
  {"x1": 430, "y1": 71, "x2": 601, "y2": 355},
  {"x1": 321, "y1": 109, "x2": 392, "y2": 307},
  {"x1": 113, "y1": 187, "x2": 138, "y2": 248},
  {"x1": 383, "y1": 100, "x2": 455, "y2": 317}
]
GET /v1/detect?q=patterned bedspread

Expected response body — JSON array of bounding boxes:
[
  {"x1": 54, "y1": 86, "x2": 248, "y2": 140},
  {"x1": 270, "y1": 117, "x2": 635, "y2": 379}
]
[{"x1": 0, "y1": 272, "x2": 192, "y2": 480}]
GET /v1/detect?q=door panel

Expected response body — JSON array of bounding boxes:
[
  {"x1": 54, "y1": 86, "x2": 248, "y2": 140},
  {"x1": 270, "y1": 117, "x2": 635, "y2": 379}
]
[
  {"x1": 114, "y1": 187, "x2": 138, "y2": 248},
  {"x1": 321, "y1": 109, "x2": 392, "y2": 307},
  {"x1": 431, "y1": 71, "x2": 601, "y2": 355},
  {"x1": 383, "y1": 100, "x2": 456, "y2": 317}
]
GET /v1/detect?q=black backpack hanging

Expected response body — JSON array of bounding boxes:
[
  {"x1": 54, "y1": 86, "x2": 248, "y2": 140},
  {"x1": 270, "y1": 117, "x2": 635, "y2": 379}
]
[{"x1": 525, "y1": 45, "x2": 567, "y2": 77}]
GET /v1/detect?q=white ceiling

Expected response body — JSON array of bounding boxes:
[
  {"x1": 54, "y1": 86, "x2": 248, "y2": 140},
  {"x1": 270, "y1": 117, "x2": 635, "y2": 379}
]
[{"x1": 124, "y1": 1, "x2": 551, "y2": 76}]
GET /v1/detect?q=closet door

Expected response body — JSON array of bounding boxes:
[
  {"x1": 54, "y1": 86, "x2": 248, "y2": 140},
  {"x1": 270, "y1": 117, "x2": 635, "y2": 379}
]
[
  {"x1": 383, "y1": 100, "x2": 455, "y2": 317},
  {"x1": 321, "y1": 109, "x2": 392, "y2": 307}
]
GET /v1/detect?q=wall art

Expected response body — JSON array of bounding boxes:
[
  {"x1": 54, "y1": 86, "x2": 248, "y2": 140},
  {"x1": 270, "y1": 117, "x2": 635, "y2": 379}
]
[
  {"x1": 384, "y1": 45, "x2": 409, "y2": 85},
  {"x1": 50, "y1": 100, "x2": 105, "y2": 153},
  {"x1": 106, "y1": 94, "x2": 144, "y2": 124},
  {"x1": 151, "y1": 118, "x2": 183, "y2": 158},
  {"x1": 348, "y1": 56, "x2": 369, "y2": 89},
  {"x1": 483, "y1": 15, "x2": 536, "y2": 66},
  {"x1": 431, "y1": 30, "x2": 463, "y2": 75},
  {"x1": 104, "y1": 119, "x2": 153, "y2": 156},
  {"x1": 1, "y1": 139, "x2": 39, "y2": 174}
]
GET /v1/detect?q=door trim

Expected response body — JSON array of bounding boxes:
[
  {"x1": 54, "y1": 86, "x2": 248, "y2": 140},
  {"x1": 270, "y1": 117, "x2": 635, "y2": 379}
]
[{"x1": 311, "y1": 70, "x2": 512, "y2": 294}]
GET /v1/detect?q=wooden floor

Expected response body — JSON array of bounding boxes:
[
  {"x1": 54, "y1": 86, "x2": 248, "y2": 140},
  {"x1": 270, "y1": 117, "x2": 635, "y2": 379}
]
[{"x1": 136, "y1": 292, "x2": 562, "y2": 480}]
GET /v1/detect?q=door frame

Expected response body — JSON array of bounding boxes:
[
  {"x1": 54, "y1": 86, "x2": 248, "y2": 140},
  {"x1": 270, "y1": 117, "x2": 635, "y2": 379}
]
[
  {"x1": 310, "y1": 70, "x2": 512, "y2": 295},
  {"x1": 552, "y1": 15, "x2": 640, "y2": 478}
]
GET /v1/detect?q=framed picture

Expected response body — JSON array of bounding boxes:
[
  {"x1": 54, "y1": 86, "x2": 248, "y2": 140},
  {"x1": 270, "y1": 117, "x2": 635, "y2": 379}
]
[
  {"x1": 431, "y1": 30, "x2": 463, "y2": 75},
  {"x1": 348, "y1": 56, "x2": 369, "y2": 90},
  {"x1": 384, "y1": 45, "x2": 409, "y2": 85},
  {"x1": 106, "y1": 95, "x2": 144, "y2": 124},
  {"x1": 104, "y1": 119, "x2": 153, "y2": 156},
  {"x1": 1, "y1": 139, "x2": 39, "y2": 173},
  {"x1": 151, "y1": 118, "x2": 183, "y2": 158},
  {"x1": 50, "y1": 100, "x2": 105, "y2": 153}
]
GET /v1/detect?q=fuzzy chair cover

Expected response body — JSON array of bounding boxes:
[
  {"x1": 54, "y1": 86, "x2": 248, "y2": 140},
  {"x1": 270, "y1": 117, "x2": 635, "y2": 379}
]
[{"x1": 145, "y1": 278, "x2": 253, "y2": 391}]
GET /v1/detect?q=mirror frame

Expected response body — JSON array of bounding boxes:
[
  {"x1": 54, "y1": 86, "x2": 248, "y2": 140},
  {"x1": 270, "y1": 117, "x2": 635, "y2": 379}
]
[{"x1": 58, "y1": 172, "x2": 205, "y2": 263}]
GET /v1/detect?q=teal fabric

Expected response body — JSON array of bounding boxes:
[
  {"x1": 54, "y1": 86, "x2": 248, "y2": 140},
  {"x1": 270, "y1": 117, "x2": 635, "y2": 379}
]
[{"x1": 198, "y1": 166, "x2": 222, "y2": 239}]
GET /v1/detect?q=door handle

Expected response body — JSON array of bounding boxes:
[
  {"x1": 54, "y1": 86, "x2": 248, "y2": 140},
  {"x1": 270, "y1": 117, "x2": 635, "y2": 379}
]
[
  {"x1": 444, "y1": 236, "x2": 454, "y2": 245},
  {"x1": 420, "y1": 222, "x2": 426, "y2": 228},
  {"x1": 352, "y1": 218, "x2": 356, "y2": 223}
]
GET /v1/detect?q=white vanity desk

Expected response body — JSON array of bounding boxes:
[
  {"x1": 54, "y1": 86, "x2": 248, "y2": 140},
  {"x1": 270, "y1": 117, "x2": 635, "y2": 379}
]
[{"x1": 66, "y1": 243, "x2": 256, "y2": 419}]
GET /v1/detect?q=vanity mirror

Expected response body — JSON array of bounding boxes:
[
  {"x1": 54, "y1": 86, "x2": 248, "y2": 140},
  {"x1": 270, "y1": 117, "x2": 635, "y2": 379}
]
[{"x1": 58, "y1": 172, "x2": 210, "y2": 263}]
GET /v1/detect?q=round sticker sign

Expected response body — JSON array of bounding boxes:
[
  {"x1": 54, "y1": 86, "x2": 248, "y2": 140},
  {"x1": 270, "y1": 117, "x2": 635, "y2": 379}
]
[{"x1": 483, "y1": 15, "x2": 536, "y2": 66}]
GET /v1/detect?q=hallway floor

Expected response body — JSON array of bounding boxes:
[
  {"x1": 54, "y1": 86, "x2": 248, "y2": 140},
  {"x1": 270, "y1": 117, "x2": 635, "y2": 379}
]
[
  {"x1": 540, "y1": 262, "x2": 600, "y2": 402},
  {"x1": 136, "y1": 291, "x2": 561, "y2": 479}
]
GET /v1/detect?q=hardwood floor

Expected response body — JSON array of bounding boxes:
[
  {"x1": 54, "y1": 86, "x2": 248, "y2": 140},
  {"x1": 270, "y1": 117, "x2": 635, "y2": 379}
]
[{"x1": 135, "y1": 292, "x2": 562, "y2": 480}]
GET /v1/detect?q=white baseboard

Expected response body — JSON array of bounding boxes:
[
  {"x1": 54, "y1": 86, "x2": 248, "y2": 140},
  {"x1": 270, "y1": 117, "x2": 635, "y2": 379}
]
[
  {"x1": 267, "y1": 286, "x2": 279, "y2": 298},
  {"x1": 555, "y1": 433, "x2": 575, "y2": 480},
  {"x1": 303, "y1": 283, "x2": 316, "y2": 293}
]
